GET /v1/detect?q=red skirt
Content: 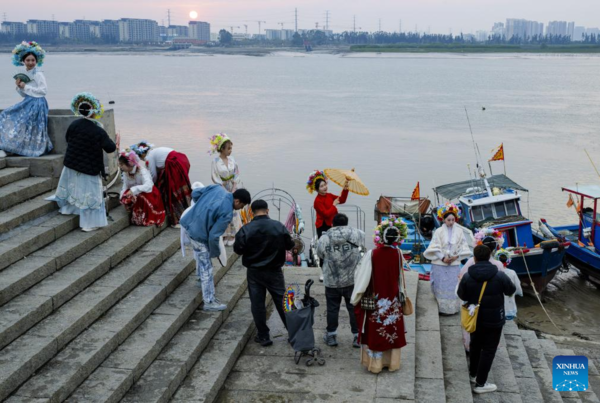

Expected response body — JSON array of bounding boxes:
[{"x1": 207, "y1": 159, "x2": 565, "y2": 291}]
[
  {"x1": 158, "y1": 151, "x2": 192, "y2": 225},
  {"x1": 121, "y1": 186, "x2": 166, "y2": 227}
]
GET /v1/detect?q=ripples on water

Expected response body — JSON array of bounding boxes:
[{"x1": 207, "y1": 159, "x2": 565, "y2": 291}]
[{"x1": 1, "y1": 51, "x2": 599, "y2": 337}]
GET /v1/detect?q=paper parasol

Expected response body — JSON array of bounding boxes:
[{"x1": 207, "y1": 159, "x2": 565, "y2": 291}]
[{"x1": 324, "y1": 168, "x2": 370, "y2": 196}]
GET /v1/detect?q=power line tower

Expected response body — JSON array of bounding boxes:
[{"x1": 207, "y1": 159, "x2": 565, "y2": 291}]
[
  {"x1": 278, "y1": 22, "x2": 284, "y2": 31},
  {"x1": 2, "y1": 12, "x2": 7, "y2": 22},
  {"x1": 244, "y1": 24, "x2": 248, "y2": 35},
  {"x1": 230, "y1": 26, "x2": 240, "y2": 34},
  {"x1": 325, "y1": 10, "x2": 329, "y2": 30},
  {"x1": 353, "y1": 15, "x2": 356, "y2": 32},
  {"x1": 295, "y1": 8, "x2": 298, "y2": 32},
  {"x1": 167, "y1": 9, "x2": 171, "y2": 26},
  {"x1": 315, "y1": 22, "x2": 319, "y2": 30},
  {"x1": 379, "y1": 18, "x2": 382, "y2": 32},
  {"x1": 399, "y1": 20, "x2": 402, "y2": 33}
]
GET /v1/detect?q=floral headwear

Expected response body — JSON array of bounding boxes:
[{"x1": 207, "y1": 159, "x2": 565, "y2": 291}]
[
  {"x1": 495, "y1": 249, "x2": 512, "y2": 267},
  {"x1": 209, "y1": 133, "x2": 231, "y2": 155},
  {"x1": 474, "y1": 228, "x2": 505, "y2": 248},
  {"x1": 374, "y1": 218, "x2": 408, "y2": 247},
  {"x1": 436, "y1": 202, "x2": 461, "y2": 221},
  {"x1": 130, "y1": 141, "x2": 154, "y2": 157},
  {"x1": 119, "y1": 149, "x2": 141, "y2": 168},
  {"x1": 71, "y1": 92, "x2": 104, "y2": 120},
  {"x1": 12, "y1": 41, "x2": 46, "y2": 67},
  {"x1": 306, "y1": 170, "x2": 327, "y2": 194}
]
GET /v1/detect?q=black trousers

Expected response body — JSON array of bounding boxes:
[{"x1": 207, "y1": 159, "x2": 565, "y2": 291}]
[
  {"x1": 325, "y1": 285, "x2": 359, "y2": 335},
  {"x1": 469, "y1": 325, "x2": 503, "y2": 386},
  {"x1": 247, "y1": 267, "x2": 287, "y2": 339},
  {"x1": 316, "y1": 225, "x2": 331, "y2": 239}
]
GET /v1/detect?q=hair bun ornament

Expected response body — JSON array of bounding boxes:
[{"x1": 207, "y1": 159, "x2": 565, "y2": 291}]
[
  {"x1": 119, "y1": 149, "x2": 141, "y2": 167},
  {"x1": 71, "y1": 92, "x2": 104, "y2": 120},
  {"x1": 130, "y1": 141, "x2": 154, "y2": 157},
  {"x1": 436, "y1": 202, "x2": 461, "y2": 221},
  {"x1": 473, "y1": 227, "x2": 505, "y2": 248},
  {"x1": 495, "y1": 248, "x2": 512, "y2": 266},
  {"x1": 12, "y1": 41, "x2": 46, "y2": 67},
  {"x1": 373, "y1": 218, "x2": 408, "y2": 246},
  {"x1": 306, "y1": 170, "x2": 327, "y2": 194},
  {"x1": 209, "y1": 133, "x2": 231, "y2": 155}
]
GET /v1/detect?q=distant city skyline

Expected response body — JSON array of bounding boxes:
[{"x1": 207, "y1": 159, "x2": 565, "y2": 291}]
[{"x1": 1, "y1": 0, "x2": 599, "y2": 35}]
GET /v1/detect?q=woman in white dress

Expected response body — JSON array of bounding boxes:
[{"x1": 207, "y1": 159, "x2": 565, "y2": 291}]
[
  {"x1": 423, "y1": 203, "x2": 472, "y2": 314},
  {"x1": 210, "y1": 133, "x2": 240, "y2": 245}
]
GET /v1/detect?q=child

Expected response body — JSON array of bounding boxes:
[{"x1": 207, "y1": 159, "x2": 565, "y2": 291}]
[{"x1": 118, "y1": 150, "x2": 165, "y2": 227}]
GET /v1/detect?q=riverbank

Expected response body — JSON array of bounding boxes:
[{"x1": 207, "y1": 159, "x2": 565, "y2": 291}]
[{"x1": 350, "y1": 43, "x2": 600, "y2": 53}]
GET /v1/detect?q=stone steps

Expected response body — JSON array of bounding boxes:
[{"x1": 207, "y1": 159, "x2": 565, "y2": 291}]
[
  {"x1": 0, "y1": 167, "x2": 29, "y2": 188},
  {"x1": 5, "y1": 154, "x2": 64, "y2": 184},
  {"x1": 0, "y1": 158, "x2": 6, "y2": 170},
  {"x1": 68, "y1": 257, "x2": 247, "y2": 403},
  {"x1": 0, "y1": 230, "x2": 180, "y2": 401},
  {"x1": 0, "y1": 191, "x2": 57, "y2": 234},
  {"x1": 440, "y1": 314, "x2": 475, "y2": 403},
  {"x1": 0, "y1": 176, "x2": 54, "y2": 213}
]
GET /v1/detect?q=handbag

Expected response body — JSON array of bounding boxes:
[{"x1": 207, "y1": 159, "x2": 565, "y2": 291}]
[
  {"x1": 360, "y1": 253, "x2": 377, "y2": 310},
  {"x1": 399, "y1": 251, "x2": 414, "y2": 316},
  {"x1": 461, "y1": 281, "x2": 488, "y2": 333}
]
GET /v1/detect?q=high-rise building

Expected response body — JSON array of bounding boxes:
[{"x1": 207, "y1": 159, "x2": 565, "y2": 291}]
[
  {"x1": 1, "y1": 21, "x2": 27, "y2": 36},
  {"x1": 505, "y1": 19, "x2": 543, "y2": 39},
  {"x1": 71, "y1": 20, "x2": 101, "y2": 41},
  {"x1": 567, "y1": 22, "x2": 575, "y2": 38},
  {"x1": 573, "y1": 26, "x2": 586, "y2": 41},
  {"x1": 101, "y1": 20, "x2": 120, "y2": 43},
  {"x1": 118, "y1": 18, "x2": 159, "y2": 43},
  {"x1": 26, "y1": 20, "x2": 59, "y2": 38},
  {"x1": 58, "y1": 22, "x2": 73, "y2": 39},
  {"x1": 491, "y1": 22, "x2": 505, "y2": 37},
  {"x1": 265, "y1": 29, "x2": 295, "y2": 40},
  {"x1": 586, "y1": 27, "x2": 600, "y2": 35},
  {"x1": 167, "y1": 25, "x2": 189, "y2": 38},
  {"x1": 189, "y1": 21, "x2": 210, "y2": 41},
  {"x1": 546, "y1": 21, "x2": 570, "y2": 36}
]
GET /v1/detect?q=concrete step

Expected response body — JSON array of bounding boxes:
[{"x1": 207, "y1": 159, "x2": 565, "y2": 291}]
[
  {"x1": 0, "y1": 158, "x2": 6, "y2": 169},
  {"x1": 0, "y1": 230, "x2": 180, "y2": 401},
  {"x1": 72, "y1": 259, "x2": 247, "y2": 403},
  {"x1": 0, "y1": 207, "x2": 131, "y2": 308},
  {"x1": 0, "y1": 191, "x2": 57, "y2": 235},
  {"x1": 414, "y1": 280, "x2": 446, "y2": 403},
  {"x1": 8, "y1": 246, "x2": 193, "y2": 402},
  {"x1": 0, "y1": 167, "x2": 29, "y2": 188},
  {"x1": 5, "y1": 154, "x2": 64, "y2": 183},
  {"x1": 439, "y1": 314, "x2": 475, "y2": 403},
  {"x1": 0, "y1": 176, "x2": 53, "y2": 213},
  {"x1": 539, "y1": 339, "x2": 583, "y2": 402},
  {"x1": 520, "y1": 330, "x2": 566, "y2": 403}
]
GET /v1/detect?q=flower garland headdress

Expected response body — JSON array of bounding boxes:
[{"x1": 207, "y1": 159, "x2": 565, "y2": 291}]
[
  {"x1": 374, "y1": 218, "x2": 408, "y2": 247},
  {"x1": 130, "y1": 141, "x2": 154, "y2": 157},
  {"x1": 71, "y1": 92, "x2": 104, "y2": 120},
  {"x1": 436, "y1": 202, "x2": 461, "y2": 221},
  {"x1": 209, "y1": 133, "x2": 231, "y2": 155},
  {"x1": 12, "y1": 41, "x2": 46, "y2": 67},
  {"x1": 495, "y1": 249, "x2": 512, "y2": 267},
  {"x1": 473, "y1": 228, "x2": 505, "y2": 248},
  {"x1": 306, "y1": 170, "x2": 327, "y2": 194},
  {"x1": 119, "y1": 149, "x2": 141, "y2": 168}
]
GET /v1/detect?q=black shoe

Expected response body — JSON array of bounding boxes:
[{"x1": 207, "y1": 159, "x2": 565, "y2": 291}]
[
  {"x1": 254, "y1": 335, "x2": 273, "y2": 347},
  {"x1": 353, "y1": 334, "x2": 360, "y2": 348},
  {"x1": 323, "y1": 333, "x2": 338, "y2": 347}
]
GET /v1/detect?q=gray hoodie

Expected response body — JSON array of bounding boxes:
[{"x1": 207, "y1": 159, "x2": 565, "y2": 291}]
[{"x1": 317, "y1": 226, "x2": 365, "y2": 288}]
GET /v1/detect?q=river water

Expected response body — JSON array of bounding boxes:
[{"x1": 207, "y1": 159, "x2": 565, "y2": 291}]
[{"x1": 1, "y1": 51, "x2": 600, "y2": 339}]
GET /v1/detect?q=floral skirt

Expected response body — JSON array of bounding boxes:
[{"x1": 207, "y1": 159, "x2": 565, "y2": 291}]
[
  {"x1": 361, "y1": 347, "x2": 402, "y2": 374},
  {"x1": 0, "y1": 96, "x2": 52, "y2": 157},
  {"x1": 158, "y1": 151, "x2": 192, "y2": 225},
  {"x1": 121, "y1": 186, "x2": 166, "y2": 227},
  {"x1": 46, "y1": 167, "x2": 107, "y2": 229}
]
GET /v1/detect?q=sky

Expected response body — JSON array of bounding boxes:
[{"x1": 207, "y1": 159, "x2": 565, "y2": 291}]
[{"x1": 3, "y1": 0, "x2": 599, "y2": 34}]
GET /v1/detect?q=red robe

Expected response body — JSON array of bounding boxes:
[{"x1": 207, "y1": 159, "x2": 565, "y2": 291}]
[
  {"x1": 354, "y1": 246, "x2": 407, "y2": 352},
  {"x1": 313, "y1": 188, "x2": 349, "y2": 228}
]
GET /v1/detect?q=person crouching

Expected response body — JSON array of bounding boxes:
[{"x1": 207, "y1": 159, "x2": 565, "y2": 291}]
[
  {"x1": 317, "y1": 213, "x2": 364, "y2": 348},
  {"x1": 234, "y1": 200, "x2": 295, "y2": 347}
]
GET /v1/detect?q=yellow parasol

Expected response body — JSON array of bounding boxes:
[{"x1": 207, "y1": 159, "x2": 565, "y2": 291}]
[{"x1": 324, "y1": 168, "x2": 370, "y2": 196}]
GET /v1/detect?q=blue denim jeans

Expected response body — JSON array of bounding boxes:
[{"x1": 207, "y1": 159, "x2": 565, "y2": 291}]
[{"x1": 193, "y1": 242, "x2": 216, "y2": 303}]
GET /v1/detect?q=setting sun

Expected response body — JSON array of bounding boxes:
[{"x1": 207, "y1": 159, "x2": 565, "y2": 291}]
[{"x1": 189, "y1": 10, "x2": 198, "y2": 19}]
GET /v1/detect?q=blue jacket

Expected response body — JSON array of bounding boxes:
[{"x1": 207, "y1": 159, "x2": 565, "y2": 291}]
[{"x1": 180, "y1": 185, "x2": 233, "y2": 258}]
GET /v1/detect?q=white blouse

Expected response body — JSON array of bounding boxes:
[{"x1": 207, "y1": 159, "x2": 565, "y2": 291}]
[
  {"x1": 211, "y1": 156, "x2": 239, "y2": 192},
  {"x1": 145, "y1": 147, "x2": 173, "y2": 183},
  {"x1": 120, "y1": 165, "x2": 154, "y2": 198},
  {"x1": 16, "y1": 69, "x2": 47, "y2": 98}
]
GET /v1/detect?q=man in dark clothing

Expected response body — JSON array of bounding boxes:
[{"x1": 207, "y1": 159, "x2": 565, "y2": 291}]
[
  {"x1": 457, "y1": 245, "x2": 517, "y2": 394},
  {"x1": 234, "y1": 200, "x2": 295, "y2": 347}
]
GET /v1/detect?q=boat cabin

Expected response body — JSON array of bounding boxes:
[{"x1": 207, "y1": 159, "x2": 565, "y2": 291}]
[{"x1": 561, "y1": 185, "x2": 600, "y2": 250}]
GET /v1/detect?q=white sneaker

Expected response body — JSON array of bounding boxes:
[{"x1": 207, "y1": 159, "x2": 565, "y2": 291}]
[
  {"x1": 81, "y1": 227, "x2": 98, "y2": 232},
  {"x1": 203, "y1": 299, "x2": 226, "y2": 311},
  {"x1": 319, "y1": 274, "x2": 324, "y2": 282},
  {"x1": 0, "y1": 150, "x2": 6, "y2": 158},
  {"x1": 171, "y1": 224, "x2": 181, "y2": 229},
  {"x1": 470, "y1": 376, "x2": 477, "y2": 384},
  {"x1": 474, "y1": 383, "x2": 497, "y2": 394}
]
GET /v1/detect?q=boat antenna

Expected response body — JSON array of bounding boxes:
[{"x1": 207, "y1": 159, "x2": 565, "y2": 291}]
[
  {"x1": 584, "y1": 149, "x2": 600, "y2": 180},
  {"x1": 464, "y1": 106, "x2": 483, "y2": 167}
]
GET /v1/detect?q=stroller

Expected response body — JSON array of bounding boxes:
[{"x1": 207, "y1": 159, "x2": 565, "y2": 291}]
[{"x1": 284, "y1": 279, "x2": 326, "y2": 366}]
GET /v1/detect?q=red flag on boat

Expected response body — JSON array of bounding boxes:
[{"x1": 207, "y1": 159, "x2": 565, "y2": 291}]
[
  {"x1": 490, "y1": 143, "x2": 504, "y2": 162},
  {"x1": 566, "y1": 194, "x2": 574, "y2": 208},
  {"x1": 411, "y1": 182, "x2": 420, "y2": 200}
]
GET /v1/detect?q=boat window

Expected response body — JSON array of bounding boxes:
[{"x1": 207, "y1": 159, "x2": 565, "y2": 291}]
[
  {"x1": 505, "y1": 200, "x2": 517, "y2": 215},
  {"x1": 481, "y1": 204, "x2": 494, "y2": 219},
  {"x1": 472, "y1": 206, "x2": 484, "y2": 221},
  {"x1": 494, "y1": 202, "x2": 507, "y2": 218}
]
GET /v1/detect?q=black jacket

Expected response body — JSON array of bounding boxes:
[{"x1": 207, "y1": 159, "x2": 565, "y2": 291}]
[
  {"x1": 63, "y1": 119, "x2": 116, "y2": 176},
  {"x1": 234, "y1": 215, "x2": 295, "y2": 270},
  {"x1": 457, "y1": 261, "x2": 517, "y2": 328}
]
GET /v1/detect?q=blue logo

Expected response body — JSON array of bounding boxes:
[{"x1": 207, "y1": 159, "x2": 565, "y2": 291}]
[{"x1": 553, "y1": 355, "x2": 588, "y2": 392}]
